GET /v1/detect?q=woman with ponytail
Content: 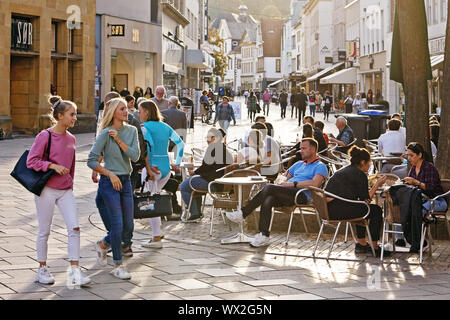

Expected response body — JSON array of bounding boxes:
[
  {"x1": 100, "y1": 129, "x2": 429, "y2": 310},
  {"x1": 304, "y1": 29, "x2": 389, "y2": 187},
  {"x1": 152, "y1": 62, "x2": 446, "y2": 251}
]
[
  {"x1": 26, "y1": 96, "x2": 91, "y2": 286},
  {"x1": 325, "y1": 146, "x2": 388, "y2": 257}
]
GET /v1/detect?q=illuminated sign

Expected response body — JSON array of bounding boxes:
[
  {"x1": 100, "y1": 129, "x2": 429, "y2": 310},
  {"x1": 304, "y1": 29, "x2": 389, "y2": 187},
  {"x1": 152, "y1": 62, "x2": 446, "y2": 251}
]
[{"x1": 110, "y1": 24, "x2": 125, "y2": 37}]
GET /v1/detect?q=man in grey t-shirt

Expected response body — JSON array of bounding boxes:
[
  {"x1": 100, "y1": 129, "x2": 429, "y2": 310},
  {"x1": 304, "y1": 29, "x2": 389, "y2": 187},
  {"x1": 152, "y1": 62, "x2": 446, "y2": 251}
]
[{"x1": 151, "y1": 85, "x2": 169, "y2": 111}]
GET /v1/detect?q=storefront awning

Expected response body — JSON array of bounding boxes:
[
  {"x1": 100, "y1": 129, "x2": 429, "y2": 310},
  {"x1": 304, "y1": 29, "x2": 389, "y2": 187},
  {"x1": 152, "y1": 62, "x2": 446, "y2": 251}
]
[
  {"x1": 431, "y1": 54, "x2": 444, "y2": 68},
  {"x1": 186, "y1": 50, "x2": 215, "y2": 69},
  {"x1": 268, "y1": 79, "x2": 283, "y2": 87},
  {"x1": 307, "y1": 62, "x2": 345, "y2": 82},
  {"x1": 320, "y1": 67, "x2": 357, "y2": 85}
]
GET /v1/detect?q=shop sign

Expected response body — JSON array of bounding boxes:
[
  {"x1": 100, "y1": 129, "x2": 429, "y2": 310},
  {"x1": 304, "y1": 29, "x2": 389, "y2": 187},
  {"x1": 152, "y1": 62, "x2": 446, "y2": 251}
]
[
  {"x1": 11, "y1": 17, "x2": 33, "y2": 50},
  {"x1": 338, "y1": 50, "x2": 346, "y2": 61},
  {"x1": 325, "y1": 57, "x2": 333, "y2": 64},
  {"x1": 110, "y1": 24, "x2": 125, "y2": 37}
]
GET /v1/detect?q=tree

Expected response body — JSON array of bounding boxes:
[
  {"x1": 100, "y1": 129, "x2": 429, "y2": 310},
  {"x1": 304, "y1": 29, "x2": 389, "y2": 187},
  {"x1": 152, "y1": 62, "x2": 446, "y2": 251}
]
[
  {"x1": 435, "y1": 2, "x2": 450, "y2": 178},
  {"x1": 391, "y1": 0, "x2": 432, "y2": 157},
  {"x1": 208, "y1": 28, "x2": 228, "y2": 81}
]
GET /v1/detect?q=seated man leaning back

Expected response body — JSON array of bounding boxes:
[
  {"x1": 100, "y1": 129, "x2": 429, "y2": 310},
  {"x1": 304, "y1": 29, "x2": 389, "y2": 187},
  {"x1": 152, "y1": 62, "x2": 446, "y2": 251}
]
[{"x1": 226, "y1": 138, "x2": 328, "y2": 247}]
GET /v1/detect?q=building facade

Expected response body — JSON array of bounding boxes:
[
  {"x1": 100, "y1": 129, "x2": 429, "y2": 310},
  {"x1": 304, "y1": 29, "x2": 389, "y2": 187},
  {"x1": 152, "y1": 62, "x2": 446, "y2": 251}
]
[{"x1": 1, "y1": 0, "x2": 96, "y2": 136}]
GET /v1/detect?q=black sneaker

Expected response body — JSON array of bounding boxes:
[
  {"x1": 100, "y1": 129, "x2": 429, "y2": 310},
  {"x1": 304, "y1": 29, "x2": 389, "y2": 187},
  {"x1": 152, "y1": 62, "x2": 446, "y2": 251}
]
[
  {"x1": 186, "y1": 215, "x2": 202, "y2": 223},
  {"x1": 355, "y1": 243, "x2": 370, "y2": 254},
  {"x1": 395, "y1": 239, "x2": 406, "y2": 247},
  {"x1": 374, "y1": 246, "x2": 391, "y2": 257},
  {"x1": 172, "y1": 203, "x2": 182, "y2": 215},
  {"x1": 409, "y1": 240, "x2": 428, "y2": 254}
]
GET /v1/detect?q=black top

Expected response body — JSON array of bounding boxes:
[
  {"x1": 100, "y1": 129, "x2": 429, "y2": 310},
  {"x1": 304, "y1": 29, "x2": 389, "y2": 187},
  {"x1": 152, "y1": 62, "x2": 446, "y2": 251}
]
[
  {"x1": 297, "y1": 93, "x2": 308, "y2": 108},
  {"x1": 313, "y1": 128, "x2": 327, "y2": 153},
  {"x1": 194, "y1": 143, "x2": 234, "y2": 182},
  {"x1": 279, "y1": 93, "x2": 288, "y2": 104},
  {"x1": 325, "y1": 165, "x2": 370, "y2": 204}
]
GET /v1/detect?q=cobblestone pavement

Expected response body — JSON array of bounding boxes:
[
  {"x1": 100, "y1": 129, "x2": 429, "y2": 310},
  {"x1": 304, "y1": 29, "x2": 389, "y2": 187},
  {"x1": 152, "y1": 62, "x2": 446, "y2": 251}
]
[{"x1": 0, "y1": 103, "x2": 449, "y2": 300}]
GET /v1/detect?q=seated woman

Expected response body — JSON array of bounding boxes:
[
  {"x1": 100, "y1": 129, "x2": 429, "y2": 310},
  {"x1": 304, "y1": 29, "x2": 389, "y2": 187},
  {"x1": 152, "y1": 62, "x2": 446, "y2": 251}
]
[
  {"x1": 394, "y1": 142, "x2": 448, "y2": 252},
  {"x1": 236, "y1": 129, "x2": 265, "y2": 165},
  {"x1": 251, "y1": 122, "x2": 281, "y2": 180},
  {"x1": 325, "y1": 146, "x2": 389, "y2": 257},
  {"x1": 180, "y1": 128, "x2": 234, "y2": 222}
]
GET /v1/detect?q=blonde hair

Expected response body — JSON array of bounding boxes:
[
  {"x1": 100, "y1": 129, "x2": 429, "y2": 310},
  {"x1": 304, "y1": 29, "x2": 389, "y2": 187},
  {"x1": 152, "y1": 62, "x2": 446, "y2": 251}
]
[
  {"x1": 47, "y1": 95, "x2": 77, "y2": 124},
  {"x1": 99, "y1": 97, "x2": 127, "y2": 131}
]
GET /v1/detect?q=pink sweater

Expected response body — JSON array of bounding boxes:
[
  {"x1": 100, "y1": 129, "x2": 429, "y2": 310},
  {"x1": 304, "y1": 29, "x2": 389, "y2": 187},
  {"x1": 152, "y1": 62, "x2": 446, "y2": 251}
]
[{"x1": 26, "y1": 129, "x2": 76, "y2": 190}]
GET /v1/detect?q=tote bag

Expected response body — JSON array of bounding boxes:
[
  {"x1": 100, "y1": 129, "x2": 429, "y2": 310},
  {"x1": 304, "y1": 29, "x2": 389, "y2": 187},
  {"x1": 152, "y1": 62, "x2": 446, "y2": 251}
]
[{"x1": 10, "y1": 130, "x2": 55, "y2": 196}]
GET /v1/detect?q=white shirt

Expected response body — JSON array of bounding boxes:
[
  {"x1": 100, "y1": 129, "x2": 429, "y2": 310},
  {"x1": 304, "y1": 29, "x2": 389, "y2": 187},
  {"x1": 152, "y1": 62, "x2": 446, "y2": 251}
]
[
  {"x1": 237, "y1": 146, "x2": 261, "y2": 165},
  {"x1": 378, "y1": 130, "x2": 406, "y2": 156},
  {"x1": 399, "y1": 126, "x2": 406, "y2": 137}
]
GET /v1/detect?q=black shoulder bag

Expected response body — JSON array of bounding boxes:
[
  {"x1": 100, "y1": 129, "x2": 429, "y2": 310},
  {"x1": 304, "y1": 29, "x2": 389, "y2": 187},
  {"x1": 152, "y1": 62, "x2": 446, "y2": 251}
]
[{"x1": 10, "y1": 130, "x2": 55, "y2": 196}]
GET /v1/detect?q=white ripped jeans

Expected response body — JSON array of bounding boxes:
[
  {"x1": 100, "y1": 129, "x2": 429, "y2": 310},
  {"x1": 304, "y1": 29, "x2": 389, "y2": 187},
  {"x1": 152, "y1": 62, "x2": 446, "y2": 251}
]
[{"x1": 34, "y1": 187, "x2": 80, "y2": 262}]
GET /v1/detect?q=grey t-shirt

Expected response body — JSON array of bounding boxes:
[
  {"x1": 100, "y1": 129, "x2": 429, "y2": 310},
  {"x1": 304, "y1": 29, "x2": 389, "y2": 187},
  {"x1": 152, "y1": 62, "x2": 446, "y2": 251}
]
[{"x1": 151, "y1": 97, "x2": 170, "y2": 111}]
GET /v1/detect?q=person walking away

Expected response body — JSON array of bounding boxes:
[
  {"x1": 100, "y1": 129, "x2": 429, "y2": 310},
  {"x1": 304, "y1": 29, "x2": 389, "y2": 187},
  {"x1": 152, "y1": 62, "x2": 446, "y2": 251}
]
[
  {"x1": 323, "y1": 91, "x2": 333, "y2": 121},
  {"x1": 290, "y1": 88, "x2": 298, "y2": 118},
  {"x1": 247, "y1": 91, "x2": 258, "y2": 122},
  {"x1": 314, "y1": 91, "x2": 322, "y2": 116},
  {"x1": 213, "y1": 96, "x2": 236, "y2": 132},
  {"x1": 308, "y1": 91, "x2": 316, "y2": 117},
  {"x1": 352, "y1": 94, "x2": 362, "y2": 114},
  {"x1": 361, "y1": 93, "x2": 369, "y2": 110},
  {"x1": 297, "y1": 88, "x2": 308, "y2": 126},
  {"x1": 27, "y1": 96, "x2": 91, "y2": 286},
  {"x1": 262, "y1": 89, "x2": 271, "y2": 116},
  {"x1": 88, "y1": 98, "x2": 140, "y2": 280},
  {"x1": 279, "y1": 89, "x2": 288, "y2": 119},
  {"x1": 139, "y1": 100, "x2": 185, "y2": 248},
  {"x1": 344, "y1": 94, "x2": 353, "y2": 114}
]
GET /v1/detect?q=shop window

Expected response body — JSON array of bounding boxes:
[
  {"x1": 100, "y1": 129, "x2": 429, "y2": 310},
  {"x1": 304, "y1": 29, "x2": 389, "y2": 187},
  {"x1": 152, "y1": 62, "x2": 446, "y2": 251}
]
[
  {"x1": 68, "y1": 28, "x2": 74, "y2": 54},
  {"x1": 276, "y1": 59, "x2": 281, "y2": 73},
  {"x1": 51, "y1": 22, "x2": 57, "y2": 52},
  {"x1": 151, "y1": 0, "x2": 159, "y2": 23}
]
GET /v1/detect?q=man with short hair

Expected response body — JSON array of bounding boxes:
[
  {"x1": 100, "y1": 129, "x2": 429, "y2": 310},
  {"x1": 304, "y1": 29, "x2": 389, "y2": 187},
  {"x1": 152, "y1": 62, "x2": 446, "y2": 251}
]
[
  {"x1": 391, "y1": 113, "x2": 406, "y2": 137},
  {"x1": 262, "y1": 89, "x2": 271, "y2": 116},
  {"x1": 151, "y1": 86, "x2": 170, "y2": 111},
  {"x1": 330, "y1": 117, "x2": 355, "y2": 154},
  {"x1": 303, "y1": 116, "x2": 327, "y2": 153},
  {"x1": 279, "y1": 89, "x2": 288, "y2": 119},
  {"x1": 378, "y1": 119, "x2": 406, "y2": 173},
  {"x1": 226, "y1": 138, "x2": 328, "y2": 247},
  {"x1": 297, "y1": 87, "x2": 308, "y2": 126},
  {"x1": 161, "y1": 96, "x2": 188, "y2": 147}
]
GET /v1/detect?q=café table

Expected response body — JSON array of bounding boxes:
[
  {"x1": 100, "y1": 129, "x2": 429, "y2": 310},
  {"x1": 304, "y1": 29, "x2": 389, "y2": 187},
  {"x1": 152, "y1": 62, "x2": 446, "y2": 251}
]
[{"x1": 213, "y1": 176, "x2": 268, "y2": 244}]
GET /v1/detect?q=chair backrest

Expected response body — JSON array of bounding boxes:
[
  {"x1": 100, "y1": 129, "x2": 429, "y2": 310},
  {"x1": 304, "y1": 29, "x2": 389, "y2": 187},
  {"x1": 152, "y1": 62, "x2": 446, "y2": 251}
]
[{"x1": 308, "y1": 186, "x2": 329, "y2": 221}]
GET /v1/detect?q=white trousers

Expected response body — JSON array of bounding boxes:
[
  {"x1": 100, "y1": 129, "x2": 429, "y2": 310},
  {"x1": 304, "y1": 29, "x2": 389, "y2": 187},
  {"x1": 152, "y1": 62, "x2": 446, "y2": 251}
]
[
  {"x1": 141, "y1": 168, "x2": 171, "y2": 238},
  {"x1": 34, "y1": 187, "x2": 80, "y2": 262}
]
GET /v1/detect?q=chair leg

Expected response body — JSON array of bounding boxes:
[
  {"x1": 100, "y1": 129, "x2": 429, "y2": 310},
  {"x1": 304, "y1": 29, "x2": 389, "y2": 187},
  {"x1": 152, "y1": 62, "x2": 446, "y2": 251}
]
[
  {"x1": 327, "y1": 222, "x2": 342, "y2": 260},
  {"x1": 349, "y1": 223, "x2": 357, "y2": 243},
  {"x1": 420, "y1": 223, "x2": 426, "y2": 264},
  {"x1": 365, "y1": 223, "x2": 376, "y2": 257},
  {"x1": 344, "y1": 222, "x2": 349, "y2": 243},
  {"x1": 286, "y1": 209, "x2": 295, "y2": 245},
  {"x1": 269, "y1": 211, "x2": 274, "y2": 233},
  {"x1": 380, "y1": 219, "x2": 387, "y2": 262},
  {"x1": 209, "y1": 207, "x2": 215, "y2": 237},
  {"x1": 313, "y1": 222, "x2": 325, "y2": 257},
  {"x1": 201, "y1": 194, "x2": 207, "y2": 215},
  {"x1": 445, "y1": 213, "x2": 450, "y2": 239},
  {"x1": 300, "y1": 208, "x2": 308, "y2": 234},
  {"x1": 427, "y1": 224, "x2": 433, "y2": 258}
]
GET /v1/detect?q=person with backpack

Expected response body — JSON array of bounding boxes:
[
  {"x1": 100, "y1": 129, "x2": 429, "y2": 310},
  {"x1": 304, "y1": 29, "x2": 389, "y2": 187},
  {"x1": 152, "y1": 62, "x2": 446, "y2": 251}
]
[
  {"x1": 323, "y1": 91, "x2": 333, "y2": 121},
  {"x1": 27, "y1": 96, "x2": 91, "y2": 287},
  {"x1": 308, "y1": 91, "x2": 316, "y2": 117},
  {"x1": 214, "y1": 96, "x2": 236, "y2": 132}
]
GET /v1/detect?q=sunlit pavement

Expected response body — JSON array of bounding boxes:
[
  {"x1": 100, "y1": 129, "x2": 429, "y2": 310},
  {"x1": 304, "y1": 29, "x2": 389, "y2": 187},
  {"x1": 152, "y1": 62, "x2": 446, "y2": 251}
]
[{"x1": 0, "y1": 107, "x2": 449, "y2": 300}]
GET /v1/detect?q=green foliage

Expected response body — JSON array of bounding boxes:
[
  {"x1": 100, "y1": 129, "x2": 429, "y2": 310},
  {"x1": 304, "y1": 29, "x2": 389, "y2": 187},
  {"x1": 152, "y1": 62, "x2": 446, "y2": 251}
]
[{"x1": 209, "y1": 29, "x2": 228, "y2": 81}]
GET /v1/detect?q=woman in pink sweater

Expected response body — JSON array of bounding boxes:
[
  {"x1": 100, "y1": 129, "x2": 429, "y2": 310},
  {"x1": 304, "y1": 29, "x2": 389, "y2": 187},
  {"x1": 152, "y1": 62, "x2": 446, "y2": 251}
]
[{"x1": 26, "y1": 96, "x2": 90, "y2": 288}]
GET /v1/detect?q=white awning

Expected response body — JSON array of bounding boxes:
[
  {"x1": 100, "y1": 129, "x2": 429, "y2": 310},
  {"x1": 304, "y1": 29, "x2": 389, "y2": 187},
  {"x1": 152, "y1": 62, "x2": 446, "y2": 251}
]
[
  {"x1": 307, "y1": 62, "x2": 345, "y2": 82},
  {"x1": 268, "y1": 79, "x2": 283, "y2": 87},
  {"x1": 320, "y1": 67, "x2": 357, "y2": 85},
  {"x1": 431, "y1": 54, "x2": 444, "y2": 68}
]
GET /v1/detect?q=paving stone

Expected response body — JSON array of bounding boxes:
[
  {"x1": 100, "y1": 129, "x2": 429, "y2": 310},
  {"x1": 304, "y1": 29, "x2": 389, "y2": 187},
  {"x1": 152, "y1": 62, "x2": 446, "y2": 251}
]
[
  {"x1": 257, "y1": 285, "x2": 306, "y2": 296},
  {"x1": 212, "y1": 281, "x2": 260, "y2": 293},
  {"x1": 0, "y1": 292, "x2": 56, "y2": 300},
  {"x1": 86, "y1": 288, "x2": 141, "y2": 300},
  {"x1": 261, "y1": 293, "x2": 324, "y2": 300},
  {"x1": 168, "y1": 279, "x2": 213, "y2": 290},
  {"x1": 242, "y1": 279, "x2": 298, "y2": 287},
  {"x1": 184, "y1": 295, "x2": 222, "y2": 300},
  {"x1": 301, "y1": 288, "x2": 357, "y2": 299},
  {"x1": 136, "y1": 292, "x2": 181, "y2": 300},
  {"x1": 419, "y1": 284, "x2": 450, "y2": 295},
  {"x1": 0, "y1": 284, "x2": 15, "y2": 294},
  {"x1": 215, "y1": 290, "x2": 270, "y2": 300},
  {"x1": 169, "y1": 287, "x2": 228, "y2": 298},
  {"x1": 350, "y1": 289, "x2": 436, "y2": 300}
]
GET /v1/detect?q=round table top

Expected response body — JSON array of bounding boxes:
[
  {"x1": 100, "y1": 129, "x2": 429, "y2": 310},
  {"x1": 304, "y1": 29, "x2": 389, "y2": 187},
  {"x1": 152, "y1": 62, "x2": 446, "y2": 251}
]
[
  {"x1": 180, "y1": 162, "x2": 202, "y2": 169},
  {"x1": 214, "y1": 176, "x2": 268, "y2": 185}
]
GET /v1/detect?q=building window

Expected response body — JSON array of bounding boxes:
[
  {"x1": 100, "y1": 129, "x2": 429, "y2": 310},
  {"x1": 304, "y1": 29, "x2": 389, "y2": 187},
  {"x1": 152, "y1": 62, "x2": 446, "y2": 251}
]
[
  {"x1": 151, "y1": 0, "x2": 159, "y2": 23},
  {"x1": 297, "y1": 54, "x2": 301, "y2": 70},
  {"x1": 51, "y1": 22, "x2": 57, "y2": 53},
  {"x1": 68, "y1": 28, "x2": 74, "y2": 54},
  {"x1": 276, "y1": 59, "x2": 281, "y2": 73},
  {"x1": 441, "y1": 0, "x2": 448, "y2": 22},
  {"x1": 237, "y1": 59, "x2": 241, "y2": 69}
]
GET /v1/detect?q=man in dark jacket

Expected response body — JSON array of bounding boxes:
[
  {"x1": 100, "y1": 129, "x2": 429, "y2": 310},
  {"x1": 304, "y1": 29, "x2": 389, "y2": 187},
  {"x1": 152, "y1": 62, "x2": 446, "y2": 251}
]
[
  {"x1": 161, "y1": 96, "x2": 188, "y2": 150},
  {"x1": 279, "y1": 89, "x2": 288, "y2": 119}
]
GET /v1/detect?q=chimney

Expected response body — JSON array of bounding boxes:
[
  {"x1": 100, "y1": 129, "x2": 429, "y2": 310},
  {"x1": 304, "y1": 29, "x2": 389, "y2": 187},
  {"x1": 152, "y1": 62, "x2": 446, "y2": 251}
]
[{"x1": 238, "y1": 4, "x2": 248, "y2": 22}]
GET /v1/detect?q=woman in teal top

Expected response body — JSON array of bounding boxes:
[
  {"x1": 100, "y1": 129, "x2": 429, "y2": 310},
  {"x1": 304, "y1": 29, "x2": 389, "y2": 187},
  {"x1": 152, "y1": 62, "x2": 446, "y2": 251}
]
[{"x1": 138, "y1": 100, "x2": 184, "y2": 249}]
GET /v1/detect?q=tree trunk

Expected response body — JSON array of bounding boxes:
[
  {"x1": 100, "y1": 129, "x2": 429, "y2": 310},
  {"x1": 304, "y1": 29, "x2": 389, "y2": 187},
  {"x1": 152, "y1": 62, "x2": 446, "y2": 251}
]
[
  {"x1": 396, "y1": 0, "x2": 431, "y2": 156},
  {"x1": 435, "y1": 2, "x2": 450, "y2": 179}
]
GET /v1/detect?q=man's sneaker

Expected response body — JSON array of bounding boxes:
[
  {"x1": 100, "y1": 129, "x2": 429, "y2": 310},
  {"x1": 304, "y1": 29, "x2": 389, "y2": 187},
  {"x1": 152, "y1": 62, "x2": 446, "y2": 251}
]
[
  {"x1": 122, "y1": 247, "x2": 133, "y2": 257},
  {"x1": 172, "y1": 203, "x2": 183, "y2": 215},
  {"x1": 111, "y1": 266, "x2": 131, "y2": 280},
  {"x1": 95, "y1": 240, "x2": 108, "y2": 266},
  {"x1": 185, "y1": 215, "x2": 203, "y2": 223},
  {"x1": 250, "y1": 233, "x2": 270, "y2": 248},
  {"x1": 409, "y1": 240, "x2": 429, "y2": 254},
  {"x1": 355, "y1": 243, "x2": 370, "y2": 254},
  {"x1": 395, "y1": 239, "x2": 407, "y2": 247},
  {"x1": 67, "y1": 267, "x2": 91, "y2": 288},
  {"x1": 226, "y1": 210, "x2": 244, "y2": 224},
  {"x1": 373, "y1": 246, "x2": 391, "y2": 258},
  {"x1": 141, "y1": 239, "x2": 163, "y2": 249},
  {"x1": 35, "y1": 266, "x2": 55, "y2": 285}
]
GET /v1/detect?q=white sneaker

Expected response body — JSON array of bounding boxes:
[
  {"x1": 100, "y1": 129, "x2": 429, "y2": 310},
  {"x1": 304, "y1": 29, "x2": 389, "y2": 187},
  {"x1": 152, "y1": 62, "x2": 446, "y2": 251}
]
[
  {"x1": 35, "y1": 266, "x2": 55, "y2": 285},
  {"x1": 67, "y1": 267, "x2": 91, "y2": 288},
  {"x1": 111, "y1": 266, "x2": 131, "y2": 280},
  {"x1": 250, "y1": 233, "x2": 270, "y2": 248},
  {"x1": 141, "y1": 240, "x2": 163, "y2": 249},
  {"x1": 226, "y1": 209, "x2": 244, "y2": 223},
  {"x1": 95, "y1": 240, "x2": 108, "y2": 266}
]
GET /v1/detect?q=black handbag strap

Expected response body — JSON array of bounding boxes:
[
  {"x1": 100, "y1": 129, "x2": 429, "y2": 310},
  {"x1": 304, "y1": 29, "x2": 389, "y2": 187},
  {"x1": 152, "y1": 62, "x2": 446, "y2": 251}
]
[{"x1": 43, "y1": 129, "x2": 52, "y2": 162}]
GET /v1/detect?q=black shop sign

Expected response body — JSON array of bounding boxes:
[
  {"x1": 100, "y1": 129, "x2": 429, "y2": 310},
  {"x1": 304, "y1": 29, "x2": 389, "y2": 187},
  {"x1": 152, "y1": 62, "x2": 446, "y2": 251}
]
[{"x1": 11, "y1": 16, "x2": 33, "y2": 50}]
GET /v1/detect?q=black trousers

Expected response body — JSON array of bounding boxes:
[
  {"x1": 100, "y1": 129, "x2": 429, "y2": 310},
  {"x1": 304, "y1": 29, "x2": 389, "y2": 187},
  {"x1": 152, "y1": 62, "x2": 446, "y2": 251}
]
[
  {"x1": 327, "y1": 201, "x2": 382, "y2": 241},
  {"x1": 280, "y1": 103, "x2": 287, "y2": 118},
  {"x1": 323, "y1": 105, "x2": 331, "y2": 121},
  {"x1": 242, "y1": 184, "x2": 308, "y2": 237},
  {"x1": 345, "y1": 104, "x2": 353, "y2": 113},
  {"x1": 291, "y1": 105, "x2": 298, "y2": 118},
  {"x1": 298, "y1": 107, "x2": 306, "y2": 125}
]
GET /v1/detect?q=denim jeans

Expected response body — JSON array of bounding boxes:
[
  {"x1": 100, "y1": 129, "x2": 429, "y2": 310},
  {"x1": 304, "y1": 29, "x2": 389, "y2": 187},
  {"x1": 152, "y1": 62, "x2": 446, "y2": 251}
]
[
  {"x1": 309, "y1": 104, "x2": 316, "y2": 117},
  {"x1": 98, "y1": 175, "x2": 134, "y2": 265},
  {"x1": 180, "y1": 176, "x2": 210, "y2": 217},
  {"x1": 395, "y1": 197, "x2": 448, "y2": 240},
  {"x1": 263, "y1": 101, "x2": 270, "y2": 115},
  {"x1": 218, "y1": 120, "x2": 230, "y2": 133}
]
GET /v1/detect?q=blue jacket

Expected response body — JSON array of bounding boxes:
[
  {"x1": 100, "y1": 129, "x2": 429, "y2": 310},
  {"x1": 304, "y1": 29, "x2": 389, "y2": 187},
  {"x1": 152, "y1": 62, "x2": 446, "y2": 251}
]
[{"x1": 214, "y1": 103, "x2": 236, "y2": 123}]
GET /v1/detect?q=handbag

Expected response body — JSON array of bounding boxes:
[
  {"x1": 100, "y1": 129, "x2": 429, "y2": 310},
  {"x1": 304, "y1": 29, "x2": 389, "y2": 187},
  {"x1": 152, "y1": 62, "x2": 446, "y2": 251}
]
[
  {"x1": 10, "y1": 130, "x2": 55, "y2": 196},
  {"x1": 133, "y1": 183, "x2": 173, "y2": 219}
]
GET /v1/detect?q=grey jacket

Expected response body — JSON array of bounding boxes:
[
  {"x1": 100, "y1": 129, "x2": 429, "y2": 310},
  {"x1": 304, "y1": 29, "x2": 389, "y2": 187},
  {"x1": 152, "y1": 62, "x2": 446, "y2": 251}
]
[{"x1": 161, "y1": 107, "x2": 187, "y2": 141}]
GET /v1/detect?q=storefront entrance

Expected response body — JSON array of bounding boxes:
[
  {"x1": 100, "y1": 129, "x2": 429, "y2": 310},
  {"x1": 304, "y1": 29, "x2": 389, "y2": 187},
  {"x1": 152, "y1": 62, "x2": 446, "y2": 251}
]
[
  {"x1": 10, "y1": 55, "x2": 39, "y2": 132},
  {"x1": 111, "y1": 49, "x2": 153, "y2": 93}
]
